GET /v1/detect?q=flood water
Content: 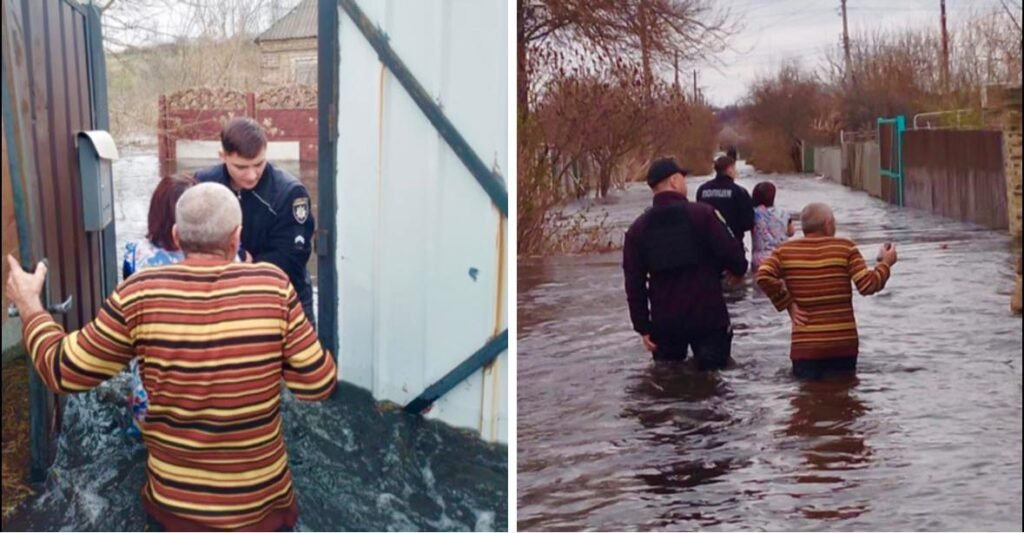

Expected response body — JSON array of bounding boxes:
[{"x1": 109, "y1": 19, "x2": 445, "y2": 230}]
[
  {"x1": 517, "y1": 169, "x2": 1023, "y2": 531},
  {"x1": 1, "y1": 149, "x2": 507, "y2": 531}
]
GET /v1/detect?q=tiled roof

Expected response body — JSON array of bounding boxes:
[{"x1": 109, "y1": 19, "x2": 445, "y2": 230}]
[{"x1": 256, "y1": 0, "x2": 317, "y2": 43}]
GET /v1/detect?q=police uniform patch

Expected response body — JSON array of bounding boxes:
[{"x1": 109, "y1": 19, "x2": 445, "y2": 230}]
[{"x1": 293, "y1": 197, "x2": 310, "y2": 224}]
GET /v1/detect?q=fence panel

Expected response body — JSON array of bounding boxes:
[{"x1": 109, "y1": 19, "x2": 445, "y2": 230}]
[
  {"x1": 862, "y1": 141, "x2": 882, "y2": 198},
  {"x1": 815, "y1": 146, "x2": 842, "y2": 183},
  {"x1": 903, "y1": 129, "x2": 1007, "y2": 229}
]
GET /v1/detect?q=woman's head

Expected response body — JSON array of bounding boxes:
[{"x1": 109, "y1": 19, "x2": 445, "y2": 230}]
[
  {"x1": 752, "y1": 181, "x2": 777, "y2": 208},
  {"x1": 147, "y1": 175, "x2": 197, "y2": 251}
]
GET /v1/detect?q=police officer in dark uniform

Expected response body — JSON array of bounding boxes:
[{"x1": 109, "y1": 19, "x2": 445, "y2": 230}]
[
  {"x1": 623, "y1": 158, "x2": 748, "y2": 369},
  {"x1": 195, "y1": 117, "x2": 318, "y2": 328},
  {"x1": 696, "y1": 155, "x2": 754, "y2": 245}
]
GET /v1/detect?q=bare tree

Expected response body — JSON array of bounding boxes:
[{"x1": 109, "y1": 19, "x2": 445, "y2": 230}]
[
  {"x1": 518, "y1": 0, "x2": 737, "y2": 111},
  {"x1": 1000, "y1": 0, "x2": 1022, "y2": 34}
]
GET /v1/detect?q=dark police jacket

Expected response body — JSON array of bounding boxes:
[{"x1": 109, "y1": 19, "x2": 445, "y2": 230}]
[
  {"x1": 623, "y1": 192, "x2": 748, "y2": 341},
  {"x1": 195, "y1": 163, "x2": 315, "y2": 308},
  {"x1": 696, "y1": 173, "x2": 754, "y2": 243}
]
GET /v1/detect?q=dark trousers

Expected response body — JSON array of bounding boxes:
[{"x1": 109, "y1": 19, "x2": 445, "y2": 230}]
[
  {"x1": 791, "y1": 356, "x2": 858, "y2": 380},
  {"x1": 652, "y1": 327, "x2": 733, "y2": 370},
  {"x1": 146, "y1": 514, "x2": 293, "y2": 532}
]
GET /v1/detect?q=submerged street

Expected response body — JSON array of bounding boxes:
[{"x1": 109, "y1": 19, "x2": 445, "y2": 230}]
[{"x1": 517, "y1": 169, "x2": 1023, "y2": 531}]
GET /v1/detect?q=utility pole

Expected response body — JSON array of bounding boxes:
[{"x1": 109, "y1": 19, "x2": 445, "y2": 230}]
[
  {"x1": 841, "y1": 0, "x2": 851, "y2": 85},
  {"x1": 692, "y1": 69, "x2": 698, "y2": 103},
  {"x1": 674, "y1": 50, "x2": 680, "y2": 93},
  {"x1": 941, "y1": 0, "x2": 950, "y2": 92}
]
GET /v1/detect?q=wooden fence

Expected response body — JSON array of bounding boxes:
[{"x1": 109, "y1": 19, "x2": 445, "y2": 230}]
[
  {"x1": 842, "y1": 141, "x2": 881, "y2": 197},
  {"x1": 903, "y1": 129, "x2": 1007, "y2": 230}
]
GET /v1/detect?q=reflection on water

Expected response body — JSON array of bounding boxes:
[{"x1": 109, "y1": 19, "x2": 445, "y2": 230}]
[
  {"x1": 518, "y1": 170, "x2": 1023, "y2": 531},
  {"x1": 784, "y1": 377, "x2": 871, "y2": 522}
]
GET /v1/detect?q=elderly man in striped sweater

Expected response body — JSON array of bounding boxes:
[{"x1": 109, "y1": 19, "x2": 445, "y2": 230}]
[
  {"x1": 755, "y1": 202, "x2": 898, "y2": 380},
  {"x1": 6, "y1": 182, "x2": 337, "y2": 531}
]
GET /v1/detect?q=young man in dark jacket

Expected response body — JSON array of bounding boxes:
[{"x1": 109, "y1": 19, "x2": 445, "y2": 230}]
[
  {"x1": 623, "y1": 158, "x2": 749, "y2": 369},
  {"x1": 696, "y1": 155, "x2": 754, "y2": 245},
  {"x1": 195, "y1": 117, "x2": 318, "y2": 328}
]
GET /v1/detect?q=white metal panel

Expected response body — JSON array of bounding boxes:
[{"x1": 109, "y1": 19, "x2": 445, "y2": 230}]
[
  {"x1": 175, "y1": 140, "x2": 299, "y2": 160},
  {"x1": 335, "y1": 0, "x2": 507, "y2": 442}
]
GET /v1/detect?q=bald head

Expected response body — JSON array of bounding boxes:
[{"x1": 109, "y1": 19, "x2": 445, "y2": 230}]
[
  {"x1": 174, "y1": 182, "x2": 242, "y2": 255},
  {"x1": 801, "y1": 202, "x2": 836, "y2": 236}
]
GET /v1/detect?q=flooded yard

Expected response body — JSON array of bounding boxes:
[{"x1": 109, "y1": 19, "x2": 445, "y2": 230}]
[{"x1": 1, "y1": 149, "x2": 507, "y2": 531}]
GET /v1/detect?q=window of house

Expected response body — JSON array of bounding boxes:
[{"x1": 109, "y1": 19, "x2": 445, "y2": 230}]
[{"x1": 292, "y1": 57, "x2": 317, "y2": 86}]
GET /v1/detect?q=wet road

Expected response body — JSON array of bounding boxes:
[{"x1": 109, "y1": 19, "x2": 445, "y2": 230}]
[
  {"x1": 517, "y1": 170, "x2": 1023, "y2": 531},
  {"x1": 1, "y1": 150, "x2": 507, "y2": 531}
]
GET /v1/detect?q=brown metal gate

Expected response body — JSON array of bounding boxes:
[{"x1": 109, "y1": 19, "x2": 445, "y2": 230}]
[{"x1": 2, "y1": 0, "x2": 112, "y2": 480}]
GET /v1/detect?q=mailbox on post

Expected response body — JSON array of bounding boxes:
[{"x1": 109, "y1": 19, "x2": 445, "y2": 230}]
[{"x1": 77, "y1": 130, "x2": 118, "y2": 232}]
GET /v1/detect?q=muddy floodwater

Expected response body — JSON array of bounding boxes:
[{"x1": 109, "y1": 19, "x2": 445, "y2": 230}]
[
  {"x1": 517, "y1": 169, "x2": 1022, "y2": 531},
  {"x1": 1, "y1": 150, "x2": 507, "y2": 531}
]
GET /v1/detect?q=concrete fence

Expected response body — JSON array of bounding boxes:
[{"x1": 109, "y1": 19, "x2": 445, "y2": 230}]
[
  {"x1": 814, "y1": 146, "x2": 842, "y2": 183},
  {"x1": 842, "y1": 141, "x2": 881, "y2": 198}
]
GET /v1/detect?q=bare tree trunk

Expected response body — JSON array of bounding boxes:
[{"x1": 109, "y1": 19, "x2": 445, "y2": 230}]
[
  {"x1": 518, "y1": 1, "x2": 530, "y2": 114},
  {"x1": 598, "y1": 165, "x2": 612, "y2": 198},
  {"x1": 638, "y1": 0, "x2": 652, "y2": 100}
]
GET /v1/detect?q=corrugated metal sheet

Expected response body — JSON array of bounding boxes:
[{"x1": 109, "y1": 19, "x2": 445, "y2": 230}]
[
  {"x1": 3, "y1": 0, "x2": 104, "y2": 333},
  {"x1": 1, "y1": 122, "x2": 19, "y2": 350},
  {"x1": 3, "y1": 0, "x2": 112, "y2": 479},
  {"x1": 257, "y1": 0, "x2": 317, "y2": 42},
  {"x1": 333, "y1": 0, "x2": 507, "y2": 442}
]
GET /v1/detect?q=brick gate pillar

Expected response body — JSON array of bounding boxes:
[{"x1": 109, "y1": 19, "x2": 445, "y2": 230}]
[{"x1": 1000, "y1": 85, "x2": 1022, "y2": 241}]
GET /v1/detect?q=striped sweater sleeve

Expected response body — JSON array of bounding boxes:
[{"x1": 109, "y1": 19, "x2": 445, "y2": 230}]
[
  {"x1": 756, "y1": 248, "x2": 794, "y2": 311},
  {"x1": 20, "y1": 291, "x2": 134, "y2": 394},
  {"x1": 282, "y1": 283, "x2": 337, "y2": 401},
  {"x1": 848, "y1": 246, "x2": 891, "y2": 295}
]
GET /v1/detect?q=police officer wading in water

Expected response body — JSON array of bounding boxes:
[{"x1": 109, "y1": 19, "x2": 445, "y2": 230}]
[
  {"x1": 697, "y1": 155, "x2": 754, "y2": 246},
  {"x1": 196, "y1": 117, "x2": 318, "y2": 328},
  {"x1": 623, "y1": 158, "x2": 749, "y2": 369}
]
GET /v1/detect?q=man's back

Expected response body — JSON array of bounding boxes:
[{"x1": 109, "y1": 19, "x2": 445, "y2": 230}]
[
  {"x1": 623, "y1": 192, "x2": 747, "y2": 339},
  {"x1": 755, "y1": 236, "x2": 891, "y2": 360},
  {"x1": 696, "y1": 175, "x2": 754, "y2": 242},
  {"x1": 23, "y1": 260, "x2": 336, "y2": 530}
]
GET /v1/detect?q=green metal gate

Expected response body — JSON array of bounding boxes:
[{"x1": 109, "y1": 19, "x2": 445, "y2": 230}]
[{"x1": 878, "y1": 115, "x2": 906, "y2": 207}]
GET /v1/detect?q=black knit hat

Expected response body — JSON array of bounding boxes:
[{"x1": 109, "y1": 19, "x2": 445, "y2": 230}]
[{"x1": 646, "y1": 158, "x2": 687, "y2": 187}]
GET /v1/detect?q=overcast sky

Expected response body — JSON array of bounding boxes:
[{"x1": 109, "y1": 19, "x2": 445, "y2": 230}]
[{"x1": 697, "y1": 0, "x2": 1017, "y2": 107}]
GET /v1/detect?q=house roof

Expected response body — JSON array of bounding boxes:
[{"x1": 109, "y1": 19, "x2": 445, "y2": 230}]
[{"x1": 256, "y1": 0, "x2": 317, "y2": 43}]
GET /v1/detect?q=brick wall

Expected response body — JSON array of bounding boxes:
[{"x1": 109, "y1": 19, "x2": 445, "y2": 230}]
[{"x1": 1000, "y1": 85, "x2": 1022, "y2": 241}]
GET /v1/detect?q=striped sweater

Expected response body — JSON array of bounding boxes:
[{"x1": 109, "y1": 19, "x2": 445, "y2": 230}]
[
  {"x1": 21, "y1": 259, "x2": 337, "y2": 531},
  {"x1": 755, "y1": 236, "x2": 892, "y2": 360}
]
